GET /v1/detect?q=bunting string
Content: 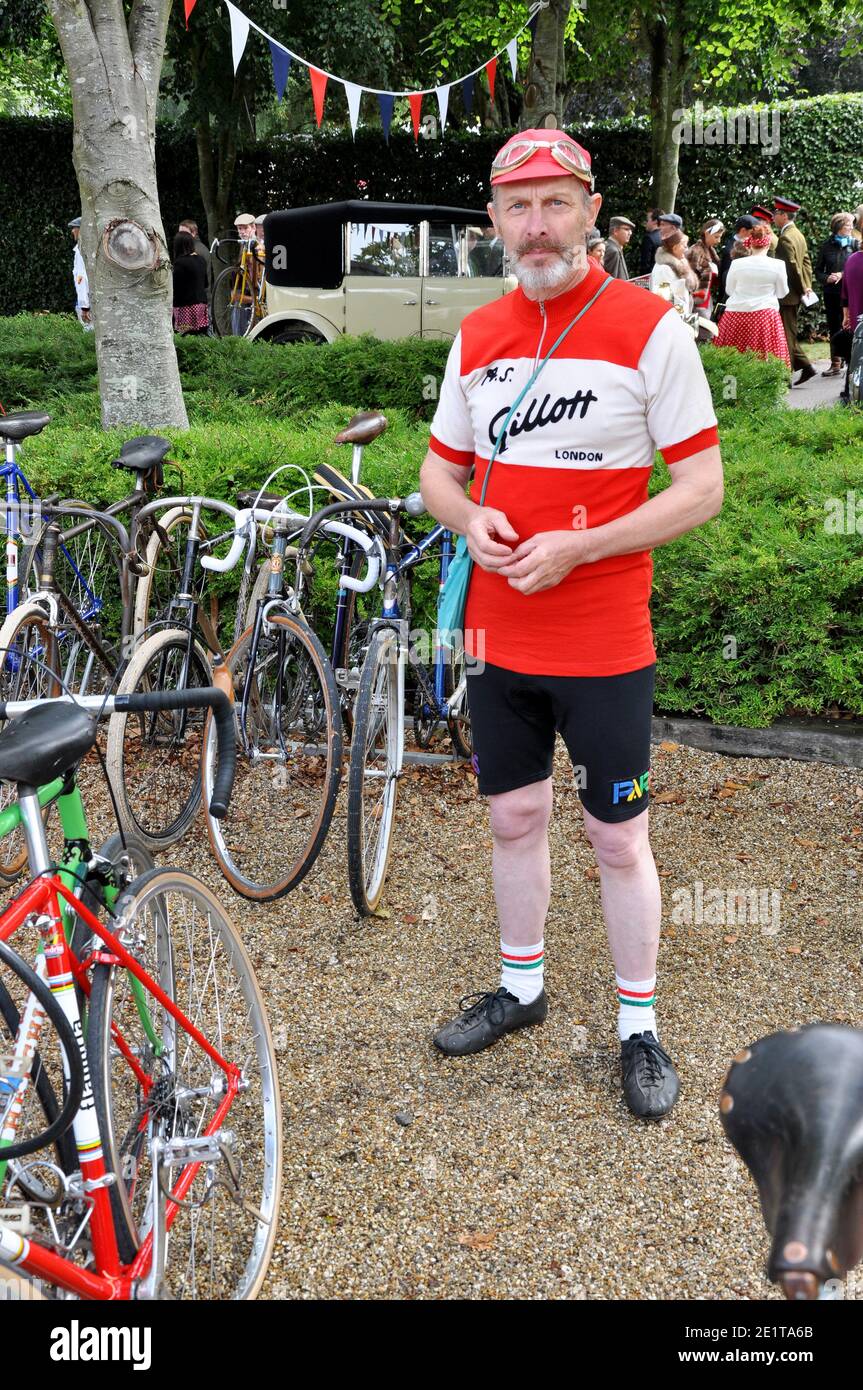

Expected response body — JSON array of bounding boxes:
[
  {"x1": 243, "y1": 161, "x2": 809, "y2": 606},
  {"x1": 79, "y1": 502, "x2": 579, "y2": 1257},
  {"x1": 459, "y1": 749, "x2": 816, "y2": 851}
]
[{"x1": 201, "y1": 0, "x2": 546, "y2": 140}]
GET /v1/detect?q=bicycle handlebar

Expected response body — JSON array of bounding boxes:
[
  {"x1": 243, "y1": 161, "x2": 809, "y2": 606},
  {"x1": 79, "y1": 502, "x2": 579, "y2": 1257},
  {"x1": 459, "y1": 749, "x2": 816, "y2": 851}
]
[
  {"x1": 0, "y1": 688, "x2": 235, "y2": 819},
  {"x1": 200, "y1": 505, "x2": 384, "y2": 593},
  {"x1": 297, "y1": 492, "x2": 426, "y2": 551}
]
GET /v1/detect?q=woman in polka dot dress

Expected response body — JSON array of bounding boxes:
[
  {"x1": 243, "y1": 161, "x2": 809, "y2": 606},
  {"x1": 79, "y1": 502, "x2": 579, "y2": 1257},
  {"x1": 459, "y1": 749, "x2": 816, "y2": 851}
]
[{"x1": 715, "y1": 226, "x2": 791, "y2": 366}]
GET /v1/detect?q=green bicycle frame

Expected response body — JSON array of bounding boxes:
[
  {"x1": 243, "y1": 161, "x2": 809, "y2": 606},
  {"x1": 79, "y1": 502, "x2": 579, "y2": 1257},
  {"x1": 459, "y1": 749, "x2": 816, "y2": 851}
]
[{"x1": 0, "y1": 777, "x2": 162, "y2": 1185}]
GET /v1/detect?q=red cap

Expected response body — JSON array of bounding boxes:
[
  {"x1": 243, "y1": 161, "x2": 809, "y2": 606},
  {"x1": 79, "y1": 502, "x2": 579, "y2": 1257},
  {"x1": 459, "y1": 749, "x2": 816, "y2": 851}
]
[{"x1": 490, "y1": 129, "x2": 593, "y2": 188}]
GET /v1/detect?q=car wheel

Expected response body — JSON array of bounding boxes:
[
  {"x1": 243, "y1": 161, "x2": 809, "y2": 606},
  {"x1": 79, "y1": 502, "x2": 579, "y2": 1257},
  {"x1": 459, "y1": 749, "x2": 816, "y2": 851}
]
[{"x1": 269, "y1": 323, "x2": 327, "y2": 346}]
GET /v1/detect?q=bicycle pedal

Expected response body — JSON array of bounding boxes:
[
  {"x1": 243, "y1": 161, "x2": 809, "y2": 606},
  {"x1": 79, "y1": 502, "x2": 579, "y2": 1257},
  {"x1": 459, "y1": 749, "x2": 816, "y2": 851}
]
[
  {"x1": 0, "y1": 1204, "x2": 34, "y2": 1235},
  {"x1": 157, "y1": 1131, "x2": 234, "y2": 1169}
]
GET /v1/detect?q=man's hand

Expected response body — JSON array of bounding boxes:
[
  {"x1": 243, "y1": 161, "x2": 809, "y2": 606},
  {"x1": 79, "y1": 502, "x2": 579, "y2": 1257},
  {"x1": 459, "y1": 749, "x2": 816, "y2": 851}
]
[
  {"x1": 843, "y1": 307, "x2": 851, "y2": 330},
  {"x1": 496, "y1": 530, "x2": 591, "y2": 595},
  {"x1": 80, "y1": 308, "x2": 91, "y2": 323},
  {"x1": 465, "y1": 507, "x2": 519, "y2": 571},
  {"x1": 827, "y1": 272, "x2": 843, "y2": 285}
]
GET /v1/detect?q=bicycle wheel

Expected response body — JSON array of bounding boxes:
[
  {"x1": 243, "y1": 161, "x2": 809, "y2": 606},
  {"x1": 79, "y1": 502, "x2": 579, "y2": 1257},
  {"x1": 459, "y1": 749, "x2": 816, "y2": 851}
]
[
  {"x1": 202, "y1": 611, "x2": 342, "y2": 901},
  {"x1": 86, "y1": 868, "x2": 282, "y2": 1298},
  {"x1": 0, "y1": 973, "x2": 77, "y2": 1202},
  {"x1": 347, "y1": 626, "x2": 402, "y2": 916},
  {"x1": 335, "y1": 548, "x2": 410, "y2": 733},
  {"x1": 445, "y1": 643, "x2": 473, "y2": 760},
  {"x1": 105, "y1": 628, "x2": 211, "y2": 849},
  {"x1": 0, "y1": 604, "x2": 60, "y2": 882},
  {"x1": 210, "y1": 266, "x2": 252, "y2": 339},
  {"x1": 20, "y1": 504, "x2": 124, "y2": 687},
  {"x1": 133, "y1": 507, "x2": 220, "y2": 641}
]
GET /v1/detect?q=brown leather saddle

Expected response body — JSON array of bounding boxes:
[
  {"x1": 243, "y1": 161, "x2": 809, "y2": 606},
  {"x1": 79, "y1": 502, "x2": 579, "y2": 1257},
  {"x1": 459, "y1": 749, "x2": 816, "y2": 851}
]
[{"x1": 720, "y1": 1024, "x2": 863, "y2": 1298}]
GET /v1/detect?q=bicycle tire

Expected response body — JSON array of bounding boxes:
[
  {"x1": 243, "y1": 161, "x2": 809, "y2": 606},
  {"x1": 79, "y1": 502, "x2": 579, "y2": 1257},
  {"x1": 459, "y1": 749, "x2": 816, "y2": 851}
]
[
  {"x1": 0, "y1": 939, "x2": 84, "y2": 1162},
  {"x1": 105, "y1": 627, "x2": 212, "y2": 849},
  {"x1": 0, "y1": 976, "x2": 77, "y2": 1193},
  {"x1": 202, "y1": 610, "x2": 343, "y2": 901},
  {"x1": 210, "y1": 265, "x2": 253, "y2": 339},
  {"x1": 133, "y1": 506, "x2": 220, "y2": 642},
  {"x1": 346, "y1": 626, "x2": 401, "y2": 916},
  {"x1": 0, "y1": 603, "x2": 60, "y2": 882},
  {"x1": 336, "y1": 547, "x2": 410, "y2": 735},
  {"x1": 86, "y1": 868, "x2": 282, "y2": 1297},
  {"x1": 444, "y1": 644, "x2": 473, "y2": 760}
]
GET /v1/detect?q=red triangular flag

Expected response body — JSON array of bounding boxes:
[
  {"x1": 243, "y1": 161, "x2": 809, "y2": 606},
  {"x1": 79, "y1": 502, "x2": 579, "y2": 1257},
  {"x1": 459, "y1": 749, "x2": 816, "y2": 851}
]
[
  {"x1": 408, "y1": 93, "x2": 423, "y2": 141},
  {"x1": 184, "y1": 0, "x2": 197, "y2": 26},
  {"x1": 310, "y1": 67, "x2": 328, "y2": 127},
  {"x1": 486, "y1": 57, "x2": 497, "y2": 107}
]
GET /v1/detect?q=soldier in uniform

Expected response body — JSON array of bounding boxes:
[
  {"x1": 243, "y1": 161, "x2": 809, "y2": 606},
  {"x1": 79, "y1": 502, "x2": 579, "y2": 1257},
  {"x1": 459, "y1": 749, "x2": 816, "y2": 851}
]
[
  {"x1": 773, "y1": 197, "x2": 814, "y2": 384},
  {"x1": 750, "y1": 204, "x2": 778, "y2": 255},
  {"x1": 68, "y1": 216, "x2": 92, "y2": 331}
]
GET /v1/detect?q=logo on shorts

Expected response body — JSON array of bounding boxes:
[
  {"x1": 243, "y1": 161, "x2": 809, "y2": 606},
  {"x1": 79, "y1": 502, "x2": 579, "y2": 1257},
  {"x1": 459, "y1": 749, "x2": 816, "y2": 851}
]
[
  {"x1": 471, "y1": 753, "x2": 480, "y2": 775},
  {"x1": 612, "y1": 770, "x2": 650, "y2": 805}
]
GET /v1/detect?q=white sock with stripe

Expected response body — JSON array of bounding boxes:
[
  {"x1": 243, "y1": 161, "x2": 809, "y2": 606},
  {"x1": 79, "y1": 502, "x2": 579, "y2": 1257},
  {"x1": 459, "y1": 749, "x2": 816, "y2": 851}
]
[
  {"x1": 500, "y1": 938, "x2": 544, "y2": 1005},
  {"x1": 616, "y1": 974, "x2": 657, "y2": 1041}
]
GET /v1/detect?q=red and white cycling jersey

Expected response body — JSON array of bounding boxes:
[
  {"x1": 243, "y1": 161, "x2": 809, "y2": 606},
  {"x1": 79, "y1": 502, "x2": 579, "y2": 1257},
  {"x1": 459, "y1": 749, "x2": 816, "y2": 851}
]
[{"x1": 428, "y1": 259, "x2": 720, "y2": 676}]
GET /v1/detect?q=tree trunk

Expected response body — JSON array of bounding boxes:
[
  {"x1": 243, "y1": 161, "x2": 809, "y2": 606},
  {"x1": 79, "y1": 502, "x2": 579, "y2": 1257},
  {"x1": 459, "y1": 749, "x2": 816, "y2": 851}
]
[
  {"x1": 521, "y1": 0, "x2": 573, "y2": 129},
  {"x1": 47, "y1": 0, "x2": 188, "y2": 431},
  {"x1": 644, "y1": 5, "x2": 688, "y2": 212}
]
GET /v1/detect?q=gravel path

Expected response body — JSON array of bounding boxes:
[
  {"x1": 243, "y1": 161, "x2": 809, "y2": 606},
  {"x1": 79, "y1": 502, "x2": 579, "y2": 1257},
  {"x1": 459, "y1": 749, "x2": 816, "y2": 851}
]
[{"x1": 83, "y1": 737, "x2": 863, "y2": 1299}]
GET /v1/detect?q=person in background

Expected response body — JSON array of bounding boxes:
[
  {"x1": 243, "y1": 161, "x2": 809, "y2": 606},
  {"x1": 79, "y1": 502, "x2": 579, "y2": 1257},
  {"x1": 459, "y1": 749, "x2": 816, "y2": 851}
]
[
  {"x1": 651, "y1": 226, "x2": 698, "y2": 312},
  {"x1": 815, "y1": 212, "x2": 856, "y2": 377},
  {"x1": 638, "y1": 208, "x2": 664, "y2": 275},
  {"x1": 465, "y1": 225, "x2": 486, "y2": 275},
  {"x1": 171, "y1": 230, "x2": 209, "y2": 335},
  {"x1": 838, "y1": 244, "x2": 863, "y2": 403},
  {"x1": 68, "y1": 217, "x2": 92, "y2": 331},
  {"x1": 686, "y1": 219, "x2": 724, "y2": 317},
  {"x1": 657, "y1": 212, "x2": 683, "y2": 243},
  {"x1": 717, "y1": 215, "x2": 757, "y2": 300},
  {"x1": 234, "y1": 213, "x2": 256, "y2": 242},
  {"x1": 773, "y1": 196, "x2": 815, "y2": 385},
  {"x1": 603, "y1": 216, "x2": 634, "y2": 279},
  {"x1": 715, "y1": 223, "x2": 790, "y2": 367},
  {"x1": 178, "y1": 219, "x2": 212, "y2": 284},
  {"x1": 852, "y1": 205, "x2": 863, "y2": 245},
  {"x1": 587, "y1": 230, "x2": 606, "y2": 266},
  {"x1": 750, "y1": 205, "x2": 778, "y2": 255}
]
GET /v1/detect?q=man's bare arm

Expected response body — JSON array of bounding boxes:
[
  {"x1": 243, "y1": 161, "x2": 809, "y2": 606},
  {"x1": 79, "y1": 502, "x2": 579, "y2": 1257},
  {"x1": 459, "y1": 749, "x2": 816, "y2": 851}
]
[{"x1": 419, "y1": 448, "x2": 520, "y2": 571}]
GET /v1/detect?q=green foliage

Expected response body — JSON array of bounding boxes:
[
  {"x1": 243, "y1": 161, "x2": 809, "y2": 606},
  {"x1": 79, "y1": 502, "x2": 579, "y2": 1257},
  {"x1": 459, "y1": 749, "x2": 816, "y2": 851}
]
[{"x1": 3, "y1": 91, "x2": 863, "y2": 314}]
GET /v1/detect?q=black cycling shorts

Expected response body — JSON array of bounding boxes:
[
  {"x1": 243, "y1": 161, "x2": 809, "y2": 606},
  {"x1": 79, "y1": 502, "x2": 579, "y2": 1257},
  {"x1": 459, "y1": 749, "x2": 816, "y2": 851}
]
[{"x1": 465, "y1": 659, "x2": 655, "y2": 822}]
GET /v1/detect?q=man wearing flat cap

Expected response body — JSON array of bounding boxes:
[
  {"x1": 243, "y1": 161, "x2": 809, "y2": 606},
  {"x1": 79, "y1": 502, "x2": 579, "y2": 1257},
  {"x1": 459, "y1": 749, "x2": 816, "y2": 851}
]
[
  {"x1": 603, "y1": 216, "x2": 634, "y2": 279},
  {"x1": 420, "y1": 129, "x2": 723, "y2": 1121},
  {"x1": 68, "y1": 217, "x2": 92, "y2": 331},
  {"x1": 658, "y1": 212, "x2": 683, "y2": 241},
  {"x1": 773, "y1": 197, "x2": 814, "y2": 383}
]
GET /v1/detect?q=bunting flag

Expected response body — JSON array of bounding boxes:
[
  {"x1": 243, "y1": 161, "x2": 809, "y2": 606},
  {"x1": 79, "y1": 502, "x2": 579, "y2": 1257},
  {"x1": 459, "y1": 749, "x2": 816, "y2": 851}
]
[
  {"x1": 208, "y1": 0, "x2": 545, "y2": 137},
  {"x1": 436, "y1": 84, "x2": 450, "y2": 133},
  {"x1": 461, "y1": 74, "x2": 475, "y2": 118},
  {"x1": 269, "y1": 41, "x2": 291, "y2": 102},
  {"x1": 309, "y1": 66, "x2": 328, "y2": 126},
  {"x1": 344, "y1": 81, "x2": 363, "y2": 138},
  {"x1": 485, "y1": 57, "x2": 497, "y2": 108},
  {"x1": 408, "y1": 93, "x2": 423, "y2": 141},
  {"x1": 225, "y1": 0, "x2": 250, "y2": 73},
  {"x1": 377, "y1": 93, "x2": 395, "y2": 143},
  {"x1": 184, "y1": 0, "x2": 197, "y2": 28}
]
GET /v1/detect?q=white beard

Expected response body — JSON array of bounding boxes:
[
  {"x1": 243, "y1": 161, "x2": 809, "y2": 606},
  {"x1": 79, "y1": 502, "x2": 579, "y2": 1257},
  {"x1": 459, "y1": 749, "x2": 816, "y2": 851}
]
[{"x1": 511, "y1": 244, "x2": 581, "y2": 294}]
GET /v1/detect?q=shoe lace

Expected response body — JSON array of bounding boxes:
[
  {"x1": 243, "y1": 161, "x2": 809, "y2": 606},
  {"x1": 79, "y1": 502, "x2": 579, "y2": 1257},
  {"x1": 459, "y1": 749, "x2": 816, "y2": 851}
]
[
  {"x1": 625, "y1": 1034, "x2": 671, "y2": 1088},
  {"x1": 457, "y1": 990, "x2": 507, "y2": 1026}
]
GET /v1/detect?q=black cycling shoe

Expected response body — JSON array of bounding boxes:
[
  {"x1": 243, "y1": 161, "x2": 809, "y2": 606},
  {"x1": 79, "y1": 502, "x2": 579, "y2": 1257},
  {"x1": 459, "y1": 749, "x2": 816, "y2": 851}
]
[
  {"x1": 621, "y1": 1030, "x2": 680, "y2": 1119},
  {"x1": 433, "y1": 987, "x2": 547, "y2": 1057}
]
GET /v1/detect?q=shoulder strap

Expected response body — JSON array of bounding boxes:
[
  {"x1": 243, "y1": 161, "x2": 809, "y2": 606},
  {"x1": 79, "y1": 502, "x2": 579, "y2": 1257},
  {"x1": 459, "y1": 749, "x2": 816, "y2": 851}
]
[{"x1": 479, "y1": 274, "x2": 613, "y2": 505}]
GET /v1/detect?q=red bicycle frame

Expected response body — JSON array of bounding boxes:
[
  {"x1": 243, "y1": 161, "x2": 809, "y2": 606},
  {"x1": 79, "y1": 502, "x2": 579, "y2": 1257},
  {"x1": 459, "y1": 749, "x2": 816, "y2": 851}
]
[{"x1": 0, "y1": 871, "x2": 241, "y2": 1300}]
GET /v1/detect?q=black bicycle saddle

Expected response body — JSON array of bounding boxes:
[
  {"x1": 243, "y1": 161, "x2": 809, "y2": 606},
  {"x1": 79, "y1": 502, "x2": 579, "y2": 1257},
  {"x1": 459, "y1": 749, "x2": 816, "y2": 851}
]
[
  {"x1": 0, "y1": 411, "x2": 51, "y2": 442},
  {"x1": 0, "y1": 702, "x2": 97, "y2": 787},
  {"x1": 111, "y1": 435, "x2": 171, "y2": 473},
  {"x1": 720, "y1": 1024, "x2": 863, "y2": 1298}
]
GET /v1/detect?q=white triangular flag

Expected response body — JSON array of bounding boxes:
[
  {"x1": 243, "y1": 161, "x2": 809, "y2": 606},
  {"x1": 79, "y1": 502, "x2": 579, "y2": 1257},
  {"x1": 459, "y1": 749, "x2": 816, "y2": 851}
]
[
  {"x1": 225, "y1": 0, "x2": 250, "y2": 74},
  {"x1": 344, "y1": 82, "x2": 363, "y2": 137},
  {"x1": 506, "y1": 38, "x2": 518, "y2": 82},
  {"x1": 435, "y1": 84, "x2": 450, "y2": 133}
]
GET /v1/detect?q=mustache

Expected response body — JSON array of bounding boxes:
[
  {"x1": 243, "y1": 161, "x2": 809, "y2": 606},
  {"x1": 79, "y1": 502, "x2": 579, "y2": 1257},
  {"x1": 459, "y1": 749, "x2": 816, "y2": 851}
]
[{"x1": 514, "y1": 239, "x2": 573, "y2": 258}]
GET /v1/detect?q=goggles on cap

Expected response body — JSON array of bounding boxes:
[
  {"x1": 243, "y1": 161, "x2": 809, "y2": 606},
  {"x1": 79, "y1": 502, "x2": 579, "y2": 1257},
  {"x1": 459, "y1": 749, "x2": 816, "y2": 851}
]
[{"x1": 490, "y1": 138, "x2": 595, "y2": 191}]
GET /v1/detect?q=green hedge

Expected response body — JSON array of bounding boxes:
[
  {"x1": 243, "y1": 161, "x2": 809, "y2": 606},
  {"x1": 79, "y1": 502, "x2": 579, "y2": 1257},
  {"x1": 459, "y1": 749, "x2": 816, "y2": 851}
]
[
  {"x1": 5, "y1": 335, "x2": 860, "y2": 727},
  {"x1": 3, "y1": 92, "x2": 862, "y2": 314},
  {"x1": 0, "y1": 312, "x2": 789, "y2": 423}
]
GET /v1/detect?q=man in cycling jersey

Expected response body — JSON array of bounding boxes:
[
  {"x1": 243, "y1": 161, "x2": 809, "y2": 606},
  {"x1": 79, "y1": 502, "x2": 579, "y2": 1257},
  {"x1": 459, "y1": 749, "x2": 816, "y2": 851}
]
[{"x1": 419, "y1": 131, "x2": 723, "y2": 1119}]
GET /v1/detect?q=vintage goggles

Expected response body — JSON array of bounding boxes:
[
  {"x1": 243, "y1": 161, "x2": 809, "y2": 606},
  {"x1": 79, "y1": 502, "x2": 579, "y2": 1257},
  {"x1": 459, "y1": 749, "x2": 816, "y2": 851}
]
[{"x1": 490, "y1": 138, "x2": 595, "y2": 191}]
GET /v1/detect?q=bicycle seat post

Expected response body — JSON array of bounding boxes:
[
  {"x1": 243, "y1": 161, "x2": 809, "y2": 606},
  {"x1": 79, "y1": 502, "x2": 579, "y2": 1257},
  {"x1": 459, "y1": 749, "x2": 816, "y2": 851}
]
[
  {"x1": 18, "y1": 786, "x2": 52, "y2": 877},
  {"x1": 351, "y1": 443, "x2": 363, "y2": 488}
]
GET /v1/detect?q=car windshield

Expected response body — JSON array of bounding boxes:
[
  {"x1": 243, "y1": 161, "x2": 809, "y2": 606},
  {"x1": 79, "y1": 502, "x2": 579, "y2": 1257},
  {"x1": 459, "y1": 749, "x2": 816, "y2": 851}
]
[
  {"x1": 349, "y1": 221, "x2": 420, "y2": 276},
  {"x1": 429, "y1": 222, "x2": 505, "y2": 277}
]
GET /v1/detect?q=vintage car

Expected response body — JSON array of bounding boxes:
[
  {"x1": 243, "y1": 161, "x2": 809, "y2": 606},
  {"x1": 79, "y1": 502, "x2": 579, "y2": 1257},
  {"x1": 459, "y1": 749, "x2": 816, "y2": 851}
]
[{"x1": 254, "y1": 200, "x2": 514, "y2": 344}]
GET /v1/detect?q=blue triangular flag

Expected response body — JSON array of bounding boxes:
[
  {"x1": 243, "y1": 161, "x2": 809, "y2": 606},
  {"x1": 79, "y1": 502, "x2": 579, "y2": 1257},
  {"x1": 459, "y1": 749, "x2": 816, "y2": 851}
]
[
  {"x1": 269, "y1": 41, "x2": 291, "y2": 102},
  {"x1": 527, "y1": 11, "x2": 539, "y2": 38},
  {"x1": 378, "y1": 92, "x2": 395, "y2": 143},
  {"x1": 461, "y1": 74, "x2": 475, "y2": 118}
]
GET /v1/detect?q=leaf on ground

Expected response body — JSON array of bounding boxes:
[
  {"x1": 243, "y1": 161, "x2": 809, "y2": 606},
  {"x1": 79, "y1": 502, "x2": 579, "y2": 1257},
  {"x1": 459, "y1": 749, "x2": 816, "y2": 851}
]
[
  {"x1": 402, "y1": 914, "x2": 418, "y2": 924},
  {"x1": 786, "y1": 945, "x2": 802, "y2": 955},
  {"x1": 795, "y1": 838, "x2": 820, "y2": 849},
  {"x1": 457, "y1": 1231, "x2": 497, "y2": 1250},
  {"x1": 654, "y1": 791, "x2": 685, "y2": 805},
  {"x1": 814, "y1": 916, "x2": 828, "y2": 927},
  {"x1": 584, "y1": 866, "x2": 600, "y2": 881},
  {"x1": 659, "y1": 740, "x2": 679, "y2": 752},
  {"x1": 724, "y1": 934, "x2": 739, "y2": 944},
  {"x1": 736, "y1": 853, "x2": 753, "y2": 862}
]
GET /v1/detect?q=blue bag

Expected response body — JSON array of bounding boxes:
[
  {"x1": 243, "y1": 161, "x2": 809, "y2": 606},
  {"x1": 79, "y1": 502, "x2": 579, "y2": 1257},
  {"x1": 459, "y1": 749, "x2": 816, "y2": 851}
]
[{"x1": 437, "y1": 275, "x2": 613, "y2": 649}]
